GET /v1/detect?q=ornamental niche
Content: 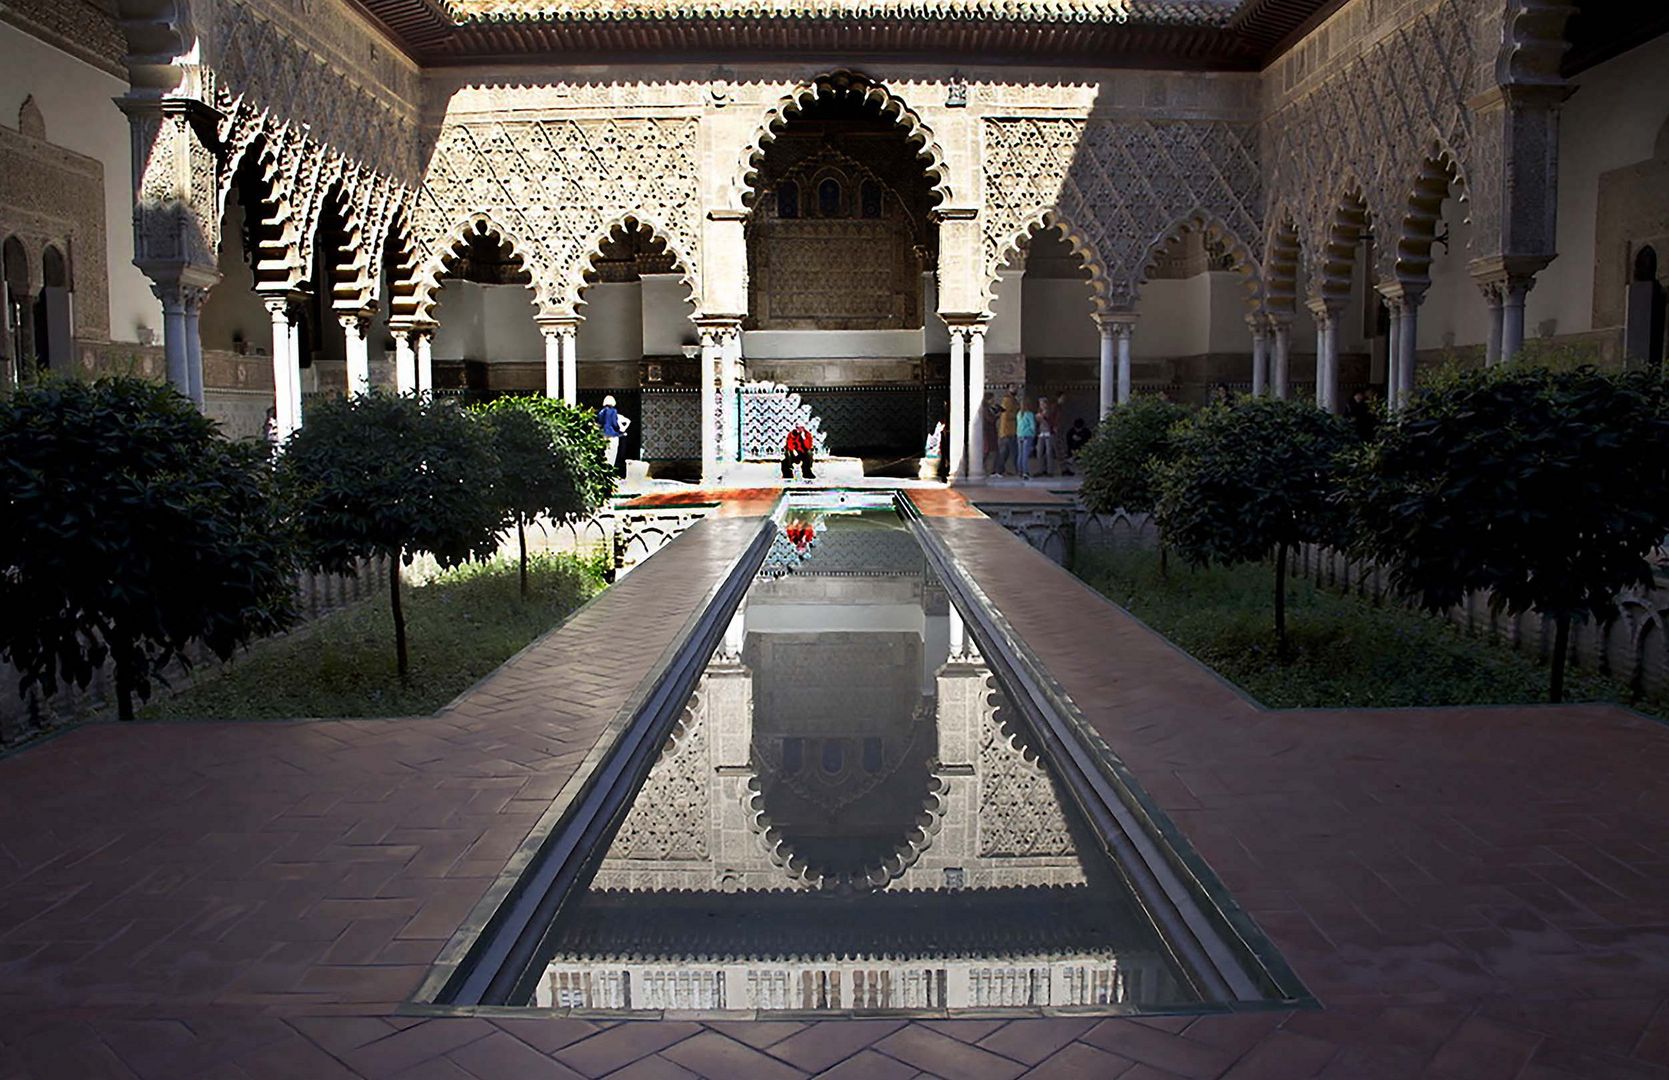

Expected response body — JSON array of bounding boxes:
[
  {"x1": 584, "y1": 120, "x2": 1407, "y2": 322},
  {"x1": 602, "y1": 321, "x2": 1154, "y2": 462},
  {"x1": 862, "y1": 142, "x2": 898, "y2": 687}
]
[
  {"x1": 409, "y1": 117, "x2": 702, "y2": 318},
  {"x1": 981, "y1": 117, "x2": 1263, "y2": 312}
]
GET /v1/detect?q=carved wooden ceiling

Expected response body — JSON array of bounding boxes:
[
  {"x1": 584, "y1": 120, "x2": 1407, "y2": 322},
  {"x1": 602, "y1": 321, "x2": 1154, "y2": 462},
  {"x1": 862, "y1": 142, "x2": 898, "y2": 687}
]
[{"x1": 347, "y1": 0, "x2": 1334, "y2": 68}]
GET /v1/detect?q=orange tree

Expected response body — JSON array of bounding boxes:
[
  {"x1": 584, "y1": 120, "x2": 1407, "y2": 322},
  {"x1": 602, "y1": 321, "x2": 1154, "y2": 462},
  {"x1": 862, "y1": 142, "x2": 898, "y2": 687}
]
[
  {"x1": 0, "y1": 377, "x2": 295, "y2": 721},
  {"x1": 1346, "y1": 365, "x2": 1669, "y2": 702},
  {"x1": 278, "y1": 391, "x2": 504, "y2": 682},
  {"x1": 1154, "y1": 397, "x2": 1354, "y2": 660}
]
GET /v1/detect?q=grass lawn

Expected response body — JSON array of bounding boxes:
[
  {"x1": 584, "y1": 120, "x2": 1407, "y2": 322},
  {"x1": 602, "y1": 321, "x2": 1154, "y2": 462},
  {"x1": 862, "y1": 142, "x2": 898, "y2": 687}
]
[
  {"x1": 144, "y1": 553, "x2": 606, "y2": 721},
  {"x1": 1074, "y1": 545, "x2": 1653, "y2": 713}
]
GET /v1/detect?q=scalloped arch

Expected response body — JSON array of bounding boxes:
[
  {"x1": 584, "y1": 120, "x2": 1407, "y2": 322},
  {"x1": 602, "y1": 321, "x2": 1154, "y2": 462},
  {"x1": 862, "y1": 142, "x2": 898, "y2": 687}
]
[
  {"x1": 1133, "y1": 210, "x2": 1264, "y2": 314},
  {"x1": 1311, "y1": 179, "x2": 1374, "y2": 303},
  {"x1": 1262, "y1": 205, "x2": 1305, "y2": 317},
  {"x1": 742, "y1": 768, "x2": 948, "y2": 893},
  {"x1": 566, "y1": 211, "x2": 700, "y2": 316},
  {"x1": 734, "y1": 70, "x2": 953, "y2": 211},
  {"x1": 1392, "y1": 141, "x2": 1470, "y2": 293},
  {"x1": 217, "y1": 130, "x2": 303, "y2": 295},
  {"x1": 984, "y1": 209, "x2": 1114, "y2": 316},
  {"x1": 412, "y1": 212, "x2": 548, "y2": 324}
]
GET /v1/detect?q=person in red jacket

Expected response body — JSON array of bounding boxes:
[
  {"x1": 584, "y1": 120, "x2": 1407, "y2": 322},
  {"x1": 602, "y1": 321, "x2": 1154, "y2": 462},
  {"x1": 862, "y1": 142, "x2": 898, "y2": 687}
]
[{"x1": 781, "y1": 423, "x2": 816, "y2": 481}]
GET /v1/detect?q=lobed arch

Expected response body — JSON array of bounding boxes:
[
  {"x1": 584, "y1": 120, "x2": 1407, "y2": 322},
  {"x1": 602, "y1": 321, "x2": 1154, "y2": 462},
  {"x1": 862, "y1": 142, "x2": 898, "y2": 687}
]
[
  {"x1": 1392, "y1": 145, "x2": 1470, "y2": 294},
  {"x1": 1313, "y1": 181, "x2": 1375, "y2": 305},
  {"x1": 1262, "y1": 207, "x2": 1305, "y2": 319},
  {"x1": 411, "y1": 212, "x2": 547, "y2": 325},
  {"x1": 1132, "y1": 210, "x2": 1264, "y2": 314},
  {"x1": 217, "y1": 132, "x2": 303, "y2": 296},
  {"x1": 984, "y1": 209, "x2": 1115, "y2": 317},
  {"x1": 566, "y1": 211, "x2": 700, "y2": 317},
  {"x1": 734, "y1": 70, "x2": 953, "y2": 212},
  {"x1": 742, "y1": 767, "x2": 948, "y2": 894},
  {"x1": 302, "y1": 178, "x2": 373, "y2": 321},
  {"x1": 371, "y1": 200, "x2": 420, "y2": 325}
]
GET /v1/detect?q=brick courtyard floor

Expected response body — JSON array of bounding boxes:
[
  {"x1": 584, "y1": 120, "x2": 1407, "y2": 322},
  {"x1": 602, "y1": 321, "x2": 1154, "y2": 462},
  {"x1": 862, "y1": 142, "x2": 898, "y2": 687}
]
[{"x1": 4, "y1": 493, "x2": 1669, "y2": 1078}]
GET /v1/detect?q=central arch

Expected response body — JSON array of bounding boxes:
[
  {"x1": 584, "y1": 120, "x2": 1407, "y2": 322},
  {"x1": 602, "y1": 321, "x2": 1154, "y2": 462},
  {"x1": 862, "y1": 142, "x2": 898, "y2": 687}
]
[{"x1": 735, "y1": 70, "x2": 953, "y2": 210}]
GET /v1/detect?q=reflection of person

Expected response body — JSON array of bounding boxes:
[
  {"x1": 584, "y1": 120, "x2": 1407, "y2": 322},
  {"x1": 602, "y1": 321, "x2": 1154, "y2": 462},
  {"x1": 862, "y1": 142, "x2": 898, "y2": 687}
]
[
  {"x1": 785, "y1": 516, "x2": 817, "y2": 553},
  {"x1": 597, "y1": 395, "x2": 631, "y2": 477},
  {"x1": 782, "y1": 423, "x2": 816, "y2": 481}
]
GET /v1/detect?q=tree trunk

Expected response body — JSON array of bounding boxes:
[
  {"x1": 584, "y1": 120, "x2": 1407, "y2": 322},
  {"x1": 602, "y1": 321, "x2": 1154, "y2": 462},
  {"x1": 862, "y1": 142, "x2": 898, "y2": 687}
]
[
  {"x1": 1549, "y1": 612, "x2": 1571, "y2": 704},
  {"x1": 112, "y1": 636, "x2": 136, "y2": 723},
  {"x1": 518, "y1": 519, "x2": 529, "y2": 599},
  {"x1": 390, "y1": 549, "x2": 409, "y2": 684},
  {"x1": 1274, "y1": 542, "x2": 1289, "y2": 663}
]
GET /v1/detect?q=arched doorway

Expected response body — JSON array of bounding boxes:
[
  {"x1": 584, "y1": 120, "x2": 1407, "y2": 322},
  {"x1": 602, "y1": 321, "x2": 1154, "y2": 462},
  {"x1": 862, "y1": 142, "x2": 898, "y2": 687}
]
[
  {"x1": 1627, "y1": 245, "x2": 1666, "y2": 366},
  {"x1": 2, "y1": 237, "x2": 30, "y2": 389},
  {"x1": 575, "y1": 219, "x2": 698, "y2": 476},
  {"x1": 429, "y1": 221, "x2": 537, "y2": 396},
  {"x1": 36, "y1": 244, "x2": 71, "y2": 373},
  {"x1": 744, "y1": 78, "x2": 945, "y2": 471}
]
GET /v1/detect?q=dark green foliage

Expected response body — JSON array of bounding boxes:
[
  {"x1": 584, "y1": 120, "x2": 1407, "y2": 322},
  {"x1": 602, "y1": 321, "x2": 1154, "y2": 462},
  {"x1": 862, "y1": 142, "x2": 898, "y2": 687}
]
[
  {"x1": 1075, "y1": 546, "x2": 1631, "y2": 712},
  {"x1": 278, "y1": 391, "x2": 505, "y2": 680},
  {"x1": 1346, "y1": 364, "x2": 1669, "y2": 701},
  {"x1": 0, "y1": 377, "x2": 296, "y2": 721},
  {"x1": 476, "y1": 395, "x2": 614, "y2": 597},
  {"x1": 1155, "y1": 397, "x2": 1354, "y2": 656},
  {"x1": 145, "y1": 554, "x2": 604, "y2": 720},
  {"x1": 1077, "y1": 396, "x2": 1192, "y2": 516}
]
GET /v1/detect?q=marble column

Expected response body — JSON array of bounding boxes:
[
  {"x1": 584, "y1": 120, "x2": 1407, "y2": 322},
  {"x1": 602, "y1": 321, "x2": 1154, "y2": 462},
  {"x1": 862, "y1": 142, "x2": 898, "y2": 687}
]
[
  {"x1": 1310, "y1": 300, "x2": 1341, "y2": 413},
  {"x1": 947, "y1": 324, "x2": 967, "y2": 481},
  {"x1": 182, "y1": 287, "x2": 207, "y2": 407},
  {"x1": 1501, "y1": 278, "x2": 1532, "y2": 363},
  {"x1": 967, "y1": 324, "x2": 988, "y2": 481},
  {"x1": 1483, "y1": 284, "x2": 1505, "y2": 366},
  {"x1": 1271, "y1": 317, "x2": 1291, "y2": 401},
  {"x1": 539, "y1": 320, "x2": 563, "y2": 398},
  {"x1": 720, "y1": 325, "x2": 742, "y2": 463},
  {"x1": 1249, "y1": 318, "x2": 1269, "y2": 398},
  {"x1": 1397, "y1": 294, "x2": 1421, "y2": 405},
  {"x1": 157, "y1": 285, "x2": 189, "y2": 398},
  {"x1": 1096, "y1": 318, "x2": 1116, "y2": 416},
  {"x1": 1115, "y1": 321, "x2": 1134, "y2": 405},
  {"x1": 699, "y1": 326, "x2": 720, "y2": 484},
  {"x1": 265, "y1": 297, "x2": 301, "y2": 442},
  {"x1": 1384, "y1": 297, "x2": 1404, "y2": 412},
  {"x1": 561, "y1": 324, "x2": 579, "y2": 406},
  {"x1": 414, "y1": 327, "x2": 434, "y2": 394},
  {"x1": 342, "y1": 314, "x2": 371, "y2": 397},
  {"x1": 393, "y1": 328, "x2": 416, "y2": 394}
]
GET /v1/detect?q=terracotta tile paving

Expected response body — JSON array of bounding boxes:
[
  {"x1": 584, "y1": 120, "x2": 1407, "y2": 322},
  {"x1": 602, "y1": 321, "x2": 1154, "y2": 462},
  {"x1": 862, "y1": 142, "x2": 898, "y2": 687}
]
[{"x1": 5, "y1": 496, "x2": 1669, "y2": 1077}]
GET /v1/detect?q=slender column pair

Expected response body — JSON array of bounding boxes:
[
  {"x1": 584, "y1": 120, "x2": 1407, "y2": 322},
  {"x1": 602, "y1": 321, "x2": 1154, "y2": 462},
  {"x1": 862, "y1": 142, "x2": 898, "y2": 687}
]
[
  {"x1": 391, "y1": 324, "x2": 434, "y2": 396},
  {"x1": 1101, "y1": 317, "x2": 1135, "y2": 406},
  {"x1": 1476, "y1": 274, "x2": 1536, "y2": 366},
  {"x1": 154, "y1": 281, "x2": 212, "y2": 407},
  {"x1": 341, "y1": 314, "x2": 373, "y2": 397},
  {"x1": 1249, "y1": 318, "x2": 1269, "y2": 398},
  {"x1": 1269, "y1": 316, "x2": 1292, "y2": 401},
  {"x1": 537, "y1": 317, "x2": 581, "y2": 404},
  {"x1": 1308, "y1": 300, "x2": 1344, "y2": 413}
]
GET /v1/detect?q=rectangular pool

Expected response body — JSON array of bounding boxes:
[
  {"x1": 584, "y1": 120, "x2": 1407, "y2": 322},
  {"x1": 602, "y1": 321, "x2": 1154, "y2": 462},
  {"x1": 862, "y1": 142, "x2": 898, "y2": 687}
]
[{"x1": 527, "y1": 501, "x2": 1202, "y2": 1013}]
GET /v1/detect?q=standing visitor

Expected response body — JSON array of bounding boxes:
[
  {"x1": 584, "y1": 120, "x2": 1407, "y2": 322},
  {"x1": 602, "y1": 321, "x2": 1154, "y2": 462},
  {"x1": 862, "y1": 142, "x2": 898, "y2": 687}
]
[
  {"x1": 1016, "y1": 397, "x2": 1037, "y2": 479},
  {"x1": 782, "y1": 422, "x2": 816, "y2": 481},
  {"x1": 1064, "y1": 416, "x2": 1092, "y2": 474},
  {"x1": 1347, "y1": 389, "x2": 1377, "y2": 441},
  {"x1": 978, "y1": 391, "x2": 999, "y2": 476},
  {"x1": 597, "y1": 395, "x2": 631, "y2": 478},
  {"x1": 1036, "y1": 395, "x2": 1057, "y2": 476},
  {"x1": 996, "y1": 389, "x2": 1019, "y2": 476}
]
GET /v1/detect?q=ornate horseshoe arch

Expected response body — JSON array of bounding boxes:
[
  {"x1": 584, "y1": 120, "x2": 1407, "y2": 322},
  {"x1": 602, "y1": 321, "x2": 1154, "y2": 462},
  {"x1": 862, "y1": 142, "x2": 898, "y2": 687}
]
[
  {"x1": 732, "y1": 70, "x2": 954, "y2": 211},
  {"x1": 566, "y1": 212, "x2": 700, "y2": 317},
  {"x1": 984, "y1": 208, "x2": 1116, "y2": 317}
]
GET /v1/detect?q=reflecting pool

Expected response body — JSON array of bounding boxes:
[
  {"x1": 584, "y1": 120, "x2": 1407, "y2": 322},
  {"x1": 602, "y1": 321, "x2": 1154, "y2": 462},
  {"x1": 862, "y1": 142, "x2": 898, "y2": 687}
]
[{"x1": 530, "y1": 506, "x2": 1200, "y2": 1013}]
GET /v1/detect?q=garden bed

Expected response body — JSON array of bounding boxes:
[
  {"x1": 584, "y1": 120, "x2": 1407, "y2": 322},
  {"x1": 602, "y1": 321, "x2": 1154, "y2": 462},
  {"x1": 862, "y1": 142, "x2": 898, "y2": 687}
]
[
  {"x1": 1074, "y1": 546, "x2": 1660, "y2": 715},
  {"x1": 143, "y1": 553, "x2": 606, "y2": 721}
]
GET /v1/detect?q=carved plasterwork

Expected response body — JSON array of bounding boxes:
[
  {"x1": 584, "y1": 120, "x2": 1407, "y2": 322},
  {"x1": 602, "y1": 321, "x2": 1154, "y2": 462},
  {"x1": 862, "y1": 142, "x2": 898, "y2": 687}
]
[
  {"x1": 1261, "y1": 0, "x2": 1479, "y2": 297},
  {"x1": 982, "y1": 117, "x2": 1262, "y2": 312},
  {"x1": 409, "y1": 116, "x2": 701, "y2": 317},
  {"x1": 0, "y1": 125, "x2": 110, "y2": 341},
  {"x1": 977, "y1": 685, "x2": 1072, "y2": 858},
  {"x1": 610, "y1": 688, "x2": 711, "y2": 862}
]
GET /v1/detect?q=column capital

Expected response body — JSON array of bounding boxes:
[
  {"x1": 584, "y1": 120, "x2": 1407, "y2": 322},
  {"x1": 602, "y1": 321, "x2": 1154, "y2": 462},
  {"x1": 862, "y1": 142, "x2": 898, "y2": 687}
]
[
  {"x1": 1468, "y1": 255, "x2": 1546, "y2": 298},
  {"x1": 151, "y1": 278, "x2": 214, "y2": 312},
  {"x1": 338, "y1": 312, "x2": 373, "y2": 337},
  {"x1": 1244, "y1": 313, "x2": 1271, "y2": 338},
  {"x1": 1094, "y1": 310, "x2": 1138, "y2": 334},
  {"x1": 535, "y1": 313, "x2": 582, "y2": 339},
  {"x1": 1377, "y1": 281, "x2": 1428, "y2": 309},
  {"x1": 1306, "y1": 296, "x2": 1346, "y2": 321}
]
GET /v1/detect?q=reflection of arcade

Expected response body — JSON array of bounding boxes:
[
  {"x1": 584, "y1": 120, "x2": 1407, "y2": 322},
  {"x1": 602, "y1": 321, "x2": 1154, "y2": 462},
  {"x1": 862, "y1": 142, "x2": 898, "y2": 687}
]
[
  {"x1": 537, "y1": 515, "x2": 1190, "y2": 1012},
  {"x1": 784, "y1": 515, "x2": 818, "y2": 555}
]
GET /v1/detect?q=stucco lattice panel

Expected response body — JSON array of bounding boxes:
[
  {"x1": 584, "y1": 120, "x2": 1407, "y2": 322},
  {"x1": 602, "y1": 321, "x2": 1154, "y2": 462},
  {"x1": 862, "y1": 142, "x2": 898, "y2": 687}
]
[
  {"x1": 411, "y1": 118, "x2": 701, "y2": 316},
  {"x1": 794, "y1": 388, "x2": 937, "y2": 455},
  {"x1": 982, "y1": 118, "x2": 1262, "y2": 310},
  {"x1": 1262, "y1": 0, "x2": 1478, "y2": 293},
  {"x1": 977, "y1": 697, "x2": 1073, "y2": 858},
  {"x1": 0, "y1": 127, "x2": 109, "y2": 341},
  {"x1": 610, "y1": 690, "x2": 710, "y2": 862},
  {"x1": 214, "y1": 0, "x2": 416, "y2": 181}
]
